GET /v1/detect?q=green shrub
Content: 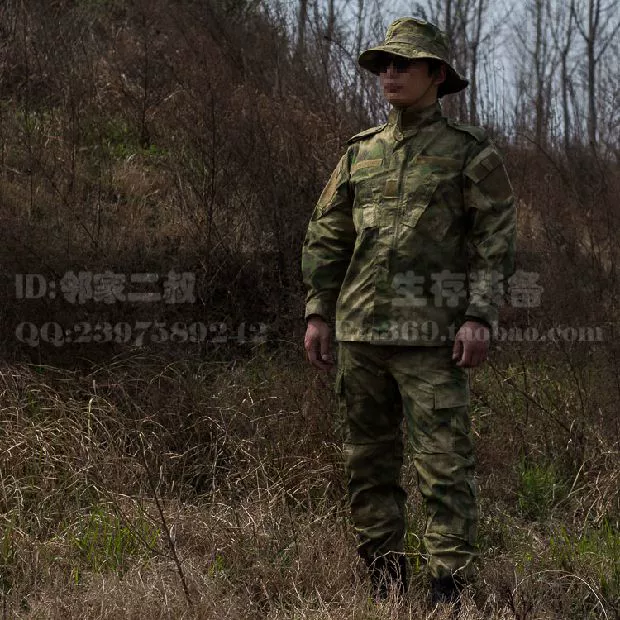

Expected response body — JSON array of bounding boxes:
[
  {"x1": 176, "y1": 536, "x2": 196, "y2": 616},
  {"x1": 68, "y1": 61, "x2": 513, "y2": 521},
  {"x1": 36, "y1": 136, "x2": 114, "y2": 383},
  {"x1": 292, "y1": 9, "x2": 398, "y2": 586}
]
[
  {"x1": 550, "y1": 521, "x2": 620, "y2": 605},
  {"x1": 517, "y1": 461, "x2": 566, "y2": 521},
  {"x1": 72, "y1": 505, "x2": 159, "y2": 578}
]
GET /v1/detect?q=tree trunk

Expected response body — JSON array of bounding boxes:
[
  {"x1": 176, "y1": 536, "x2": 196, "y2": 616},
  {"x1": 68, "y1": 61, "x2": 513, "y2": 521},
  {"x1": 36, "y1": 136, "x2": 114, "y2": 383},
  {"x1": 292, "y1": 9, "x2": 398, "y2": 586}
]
[
  {"x1": 468, "y1": 0, "x2": 486, "y2": 125},
  {"x1": 325, "y1": 0, "x2": 335, "y2": 69},
  {"x1": 534, "y1": 0, "x2": 546, "y2": 147},
  {"x1": 587, "y1": 35, "x2": 597, "y2": 147},
  {"x1": 296, "y1": 0, "x2": 308, "y2": 59},
  {"x1": 353, "y1": 0, "x2": 364, "y2": 113},
  {"x1": 561, "y1": 50, "x2": 571, "y2": 152}
]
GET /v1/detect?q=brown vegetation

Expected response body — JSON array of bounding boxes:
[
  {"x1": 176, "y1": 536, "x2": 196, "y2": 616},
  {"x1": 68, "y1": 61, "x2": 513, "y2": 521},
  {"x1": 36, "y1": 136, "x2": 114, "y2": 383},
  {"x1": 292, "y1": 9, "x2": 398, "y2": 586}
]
[{"x1": 0, "y1": 0, "x2": 619, "y2": 618}]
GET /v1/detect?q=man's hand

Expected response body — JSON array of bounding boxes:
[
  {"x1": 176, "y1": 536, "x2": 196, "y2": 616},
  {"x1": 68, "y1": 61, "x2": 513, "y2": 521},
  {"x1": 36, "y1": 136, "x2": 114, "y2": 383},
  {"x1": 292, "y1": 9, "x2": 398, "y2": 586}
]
[
  {"x1": 452, "y1": 320, "x2": 490, "y2": 368},
  {"x1": 304, "y1": 316, "x2": 334, "y2": 371}
]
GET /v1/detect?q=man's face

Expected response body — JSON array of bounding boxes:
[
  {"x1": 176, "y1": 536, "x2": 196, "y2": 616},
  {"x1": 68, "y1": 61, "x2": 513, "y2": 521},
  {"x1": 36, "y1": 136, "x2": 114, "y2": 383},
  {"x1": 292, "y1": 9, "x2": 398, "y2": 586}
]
[{"x1": 378, "y1": 55, "x2": 445, "y2": 109}]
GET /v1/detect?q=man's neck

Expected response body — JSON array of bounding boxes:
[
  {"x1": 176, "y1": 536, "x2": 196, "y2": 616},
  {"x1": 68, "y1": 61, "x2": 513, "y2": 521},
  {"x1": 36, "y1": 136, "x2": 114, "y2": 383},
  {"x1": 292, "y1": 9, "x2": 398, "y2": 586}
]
[{"x1": 389, "y1": 101, "x2": 442, "y2": 133}]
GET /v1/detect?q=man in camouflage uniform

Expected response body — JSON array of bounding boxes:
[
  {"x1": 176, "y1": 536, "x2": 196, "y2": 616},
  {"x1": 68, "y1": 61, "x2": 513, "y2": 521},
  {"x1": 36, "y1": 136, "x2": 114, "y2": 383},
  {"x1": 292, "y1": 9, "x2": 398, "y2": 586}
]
[{"x1": 301, "y1": 17, "x2": 516, "y2": 605}]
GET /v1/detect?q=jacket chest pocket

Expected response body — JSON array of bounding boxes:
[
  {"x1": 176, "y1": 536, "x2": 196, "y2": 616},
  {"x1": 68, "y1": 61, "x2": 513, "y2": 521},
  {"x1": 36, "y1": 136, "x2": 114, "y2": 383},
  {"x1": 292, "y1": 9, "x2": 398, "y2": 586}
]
[
  {"x1": 401, "y1": 159, "x2": 463, "y2": 242},
  {"x1": 350, "y1": 159, "x2": 384, "y2": 204}
]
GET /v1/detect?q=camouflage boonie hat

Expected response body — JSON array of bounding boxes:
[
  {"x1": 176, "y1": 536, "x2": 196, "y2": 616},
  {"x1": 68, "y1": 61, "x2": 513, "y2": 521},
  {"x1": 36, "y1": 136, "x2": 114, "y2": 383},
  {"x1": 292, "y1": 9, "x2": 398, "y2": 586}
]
[{"x1": 359, "y1": 17, "x2": 468, "y2": 98}]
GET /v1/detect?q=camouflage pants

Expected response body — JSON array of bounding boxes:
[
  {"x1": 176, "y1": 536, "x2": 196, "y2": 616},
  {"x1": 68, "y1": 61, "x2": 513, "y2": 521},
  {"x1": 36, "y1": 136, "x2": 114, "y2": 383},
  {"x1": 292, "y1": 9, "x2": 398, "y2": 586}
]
[{"x1": 336, "y1": 342, "x2": 478, "y2": 581}]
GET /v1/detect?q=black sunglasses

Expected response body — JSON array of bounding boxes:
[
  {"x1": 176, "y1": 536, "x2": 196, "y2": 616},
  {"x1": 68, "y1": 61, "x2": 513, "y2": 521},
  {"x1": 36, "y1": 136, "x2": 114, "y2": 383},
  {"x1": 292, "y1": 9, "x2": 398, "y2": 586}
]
[{"x1": 377, "y1": 54, "x2": 418, "y2": 73}]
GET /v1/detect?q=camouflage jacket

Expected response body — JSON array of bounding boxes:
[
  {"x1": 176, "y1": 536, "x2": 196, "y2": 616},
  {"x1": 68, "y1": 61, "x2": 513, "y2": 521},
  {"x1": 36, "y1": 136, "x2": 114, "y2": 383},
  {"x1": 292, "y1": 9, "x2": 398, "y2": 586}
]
[{"x1": 301, "y1": 102, "x2": 516, "y2": 345}]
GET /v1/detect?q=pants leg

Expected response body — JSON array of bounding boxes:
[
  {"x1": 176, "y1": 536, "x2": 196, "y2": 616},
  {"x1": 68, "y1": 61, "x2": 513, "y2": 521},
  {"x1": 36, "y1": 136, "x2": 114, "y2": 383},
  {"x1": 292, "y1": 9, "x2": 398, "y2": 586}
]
[
  {"x1": 337, "y1": 342, "x2": 406, "y2": 564},
  {"x1": 390, "y1": 347, "x2": 478, "y2": 581}
]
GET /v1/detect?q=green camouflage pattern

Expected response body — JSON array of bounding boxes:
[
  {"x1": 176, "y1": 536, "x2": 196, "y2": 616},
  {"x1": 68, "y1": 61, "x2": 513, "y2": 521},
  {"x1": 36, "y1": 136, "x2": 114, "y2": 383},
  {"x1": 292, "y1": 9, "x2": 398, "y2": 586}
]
[
  {"x1": 302, "y1": 102, "x2": 516, "y2": 345},
  {"x1": 336, "y1": 341, "x2": 477, "y2": 580},
  {"x1": 358, "y1": 17, "x2": 469, "y2": 97}
]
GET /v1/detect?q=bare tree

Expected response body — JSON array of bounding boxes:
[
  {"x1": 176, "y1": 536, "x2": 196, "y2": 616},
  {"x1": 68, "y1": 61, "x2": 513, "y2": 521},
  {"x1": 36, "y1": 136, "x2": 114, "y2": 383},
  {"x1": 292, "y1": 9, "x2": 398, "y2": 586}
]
[
  {"x1": 296, "y1": 0, "x2": 308, "y2": 58},
  {"x1": 424, "y1": 0, "x2": 471, "y2": 119},
  {"x1": 325, "y1": 0, "x2": 336, "y2": 69},
  {"x1": 571, "y1": 0, "x2": 620, "y2": 149},
  {"x1": 533, "y1": 0, "x2": 547, "y2": 147},
  {"x1": 597, "y1": 38, "x2": 620, "y2": 157},
  {"x1": 512, "y1": 0, "x2": 557, "y2": 147},
  {"x1": 352, "y1": 0, "x2": 365, "y2": 109},
  {"x1": 548, "y1": 0, "x2": 576, "y2": 152},
  {"x1": 466, "y1": 0, "x2": 487, "y2": 124}
]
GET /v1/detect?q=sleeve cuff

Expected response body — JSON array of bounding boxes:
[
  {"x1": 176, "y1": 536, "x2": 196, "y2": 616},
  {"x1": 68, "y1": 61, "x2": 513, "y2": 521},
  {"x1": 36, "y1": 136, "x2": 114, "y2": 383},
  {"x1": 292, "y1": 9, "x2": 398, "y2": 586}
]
[
  {"x1": 304, "y1": 298, "x2": 335, "y2": 322},
  {"x1": 464, "y1": 305, "x2": 498, "y2": 328}
]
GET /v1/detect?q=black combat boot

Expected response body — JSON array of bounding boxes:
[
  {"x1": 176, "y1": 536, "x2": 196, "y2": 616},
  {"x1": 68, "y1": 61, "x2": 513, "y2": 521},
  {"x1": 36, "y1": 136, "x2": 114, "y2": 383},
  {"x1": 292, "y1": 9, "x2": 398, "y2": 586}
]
[
  {"x1": 430, "y1": 574, "x2": 464, "y2": 613},
  {"x1": 367, "y1": 552, "x2": 408, "y2": 599}
]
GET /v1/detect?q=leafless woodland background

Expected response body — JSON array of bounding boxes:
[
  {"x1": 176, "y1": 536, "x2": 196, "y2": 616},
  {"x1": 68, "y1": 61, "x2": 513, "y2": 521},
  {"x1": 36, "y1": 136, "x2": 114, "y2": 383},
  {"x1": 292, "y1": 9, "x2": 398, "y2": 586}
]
[{"x1": 0, "y1": 1, "x2": 619, "y2": 618}]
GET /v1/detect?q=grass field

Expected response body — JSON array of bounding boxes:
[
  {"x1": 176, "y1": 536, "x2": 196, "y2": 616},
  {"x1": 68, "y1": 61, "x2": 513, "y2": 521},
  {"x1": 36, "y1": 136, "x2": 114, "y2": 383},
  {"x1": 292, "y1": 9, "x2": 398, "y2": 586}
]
[
  {"x1": 0, "y1": 3, "x2": 618, "y2": 617},
  {"x1": 1, "y1": 343, "x2": 618, "y2": 619}
]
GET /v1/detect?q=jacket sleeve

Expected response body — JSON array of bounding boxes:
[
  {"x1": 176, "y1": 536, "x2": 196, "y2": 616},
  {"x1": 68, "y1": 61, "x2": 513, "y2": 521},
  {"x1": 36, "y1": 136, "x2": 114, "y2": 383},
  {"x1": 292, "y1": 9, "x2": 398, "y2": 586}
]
[
  {"x1": 301, "y1": 151, "x2": 356, "y2": 322},
  {"x1": 463, "y1": 141, "x2": 516, "y2": 327}
]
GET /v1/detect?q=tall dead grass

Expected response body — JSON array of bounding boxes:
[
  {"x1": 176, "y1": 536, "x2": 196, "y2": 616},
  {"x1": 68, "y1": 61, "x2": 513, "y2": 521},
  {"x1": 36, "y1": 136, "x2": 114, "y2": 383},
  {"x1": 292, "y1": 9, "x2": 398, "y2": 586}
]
[
  {"x1": 0, "y1": 347, "x2": 618, "y2": 618},
  {"x1": 0, "y1": 2, "x2": 619, "y2": 619}
]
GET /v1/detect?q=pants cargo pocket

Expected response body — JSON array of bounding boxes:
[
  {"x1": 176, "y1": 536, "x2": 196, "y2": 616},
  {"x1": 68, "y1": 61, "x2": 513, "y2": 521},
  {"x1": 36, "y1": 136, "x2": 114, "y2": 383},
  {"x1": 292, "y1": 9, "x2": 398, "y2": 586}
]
[
  {"x1": 432, "y1": 382, "x2": 470, "y2": 454},
  {"x1": 433, "y1": 381, "x2": 469, "y2": 410}
]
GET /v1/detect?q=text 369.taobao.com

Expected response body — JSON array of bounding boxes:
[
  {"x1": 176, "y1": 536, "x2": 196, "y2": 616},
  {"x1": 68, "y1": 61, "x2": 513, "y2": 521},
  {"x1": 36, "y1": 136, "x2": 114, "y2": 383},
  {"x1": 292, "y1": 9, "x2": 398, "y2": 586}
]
[
  {"x1": 337, "y1": 321, "x2": 606, "y2": 343},
  {"x1": 489, "y1": 325, "x2": 604, "y2": 343},
  {"x1": 358, "y1": 321, "x2": 606, "y2": 343}
]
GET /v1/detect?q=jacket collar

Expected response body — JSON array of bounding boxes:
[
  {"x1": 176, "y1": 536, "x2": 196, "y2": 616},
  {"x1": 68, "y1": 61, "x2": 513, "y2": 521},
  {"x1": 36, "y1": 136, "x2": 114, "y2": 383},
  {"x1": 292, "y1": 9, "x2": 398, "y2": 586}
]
[{"x1": 388, "y1": 101, "x2": 443, "y2": 137}]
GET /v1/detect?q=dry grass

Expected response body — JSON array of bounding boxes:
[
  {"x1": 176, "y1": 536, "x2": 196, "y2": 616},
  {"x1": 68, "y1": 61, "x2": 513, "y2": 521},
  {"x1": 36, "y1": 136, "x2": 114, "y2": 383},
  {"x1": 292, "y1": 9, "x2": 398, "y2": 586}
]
[
  {"x1": 0, "y1": 347, "x2": 618, "y2": 619},
  {"x1": 0, "y1": 3, "x2": 618, "y2": 618}
]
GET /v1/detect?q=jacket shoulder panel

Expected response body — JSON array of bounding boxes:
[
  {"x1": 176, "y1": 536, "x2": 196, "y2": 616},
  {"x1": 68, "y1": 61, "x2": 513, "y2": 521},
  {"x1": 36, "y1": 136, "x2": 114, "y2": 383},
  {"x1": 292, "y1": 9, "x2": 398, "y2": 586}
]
[
  {"x1": 347, "y1": 123, "x2": 387, "y2": 145},
  {"x1": 464, "y1": 142, "x2": 512, "y2": 200},
  {"x1": 464, "y1": 145, "x2": 504, "y2": 184},
  {"x1": 446, "y1": 119, "x2": 487, "y2": 143}
]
